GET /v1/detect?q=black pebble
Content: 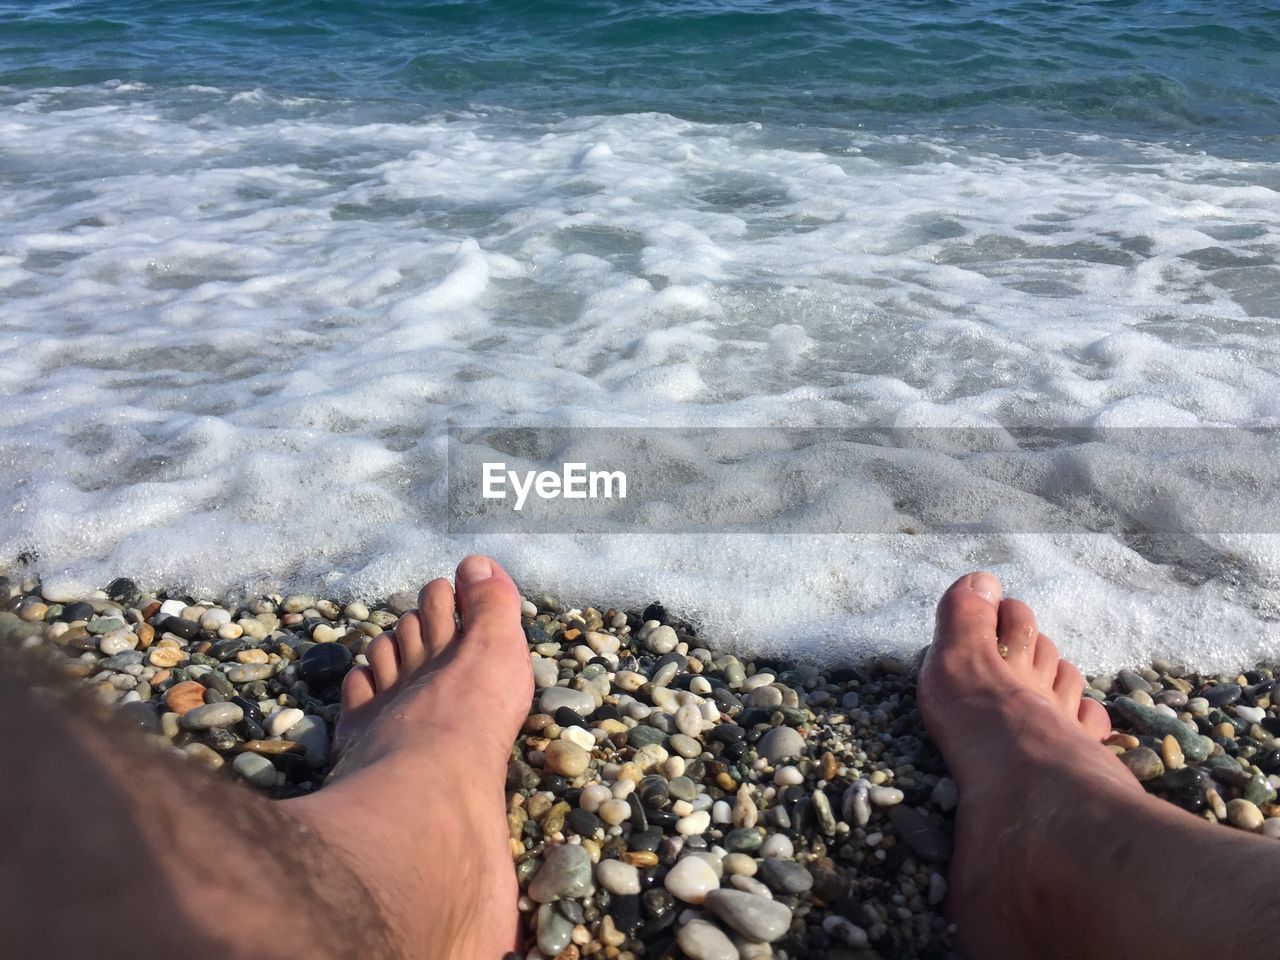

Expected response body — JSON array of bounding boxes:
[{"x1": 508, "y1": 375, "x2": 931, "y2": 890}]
[
  {"x1": 609, "y1": 895, "x2": 643, "y2": 936},
  {"x1": 59, "y1": 601, "x2": 94, "y2": 622},
  {"x1": 1202, "y1": 683, "x2": 1242, "y2": 708},
  {"x1": 106, "y1": 577, "x2": 139, "y2": 602},
  {"x1": 566, "y1": 809, "x2": 601, "y2": 837},
  {"x1": 164, "y1": 617, "x2": 201, "y2": 641},
  {"x1": 707, "y1": 723, "x2": 746, "y2": 744},
  {"x1": 638, "y1": 775, "x2": 669, "y2": 808},
  {"x1": 642, "y1": 888, "x2": 673, "y2": 918},
  {"x1": 298, "y1": 642, "x2": 353, "y2": 688},
  {"x1": 230, "y1": 695, "x2": 264, "y2": 724},
  {"x1": 629, "y1": 827, "x2": 663, "y2": 852},
  {"x1": 211, "y1": 638, "x2": 248, "y2": 661},
  {"x1": 590, "y1": 703, "x2": 622, "y2": 723},
  {"x1": 644, "y1": 808, "x2": 677, "y2": 828},
  {"x1": 118, "y1": 701, "x2": 160, "y2": 733},
  {"x1": 237, "y1": 718, "x2": 266, "y2": 741},
  {"x1": 554, "y1": 706, "x2": 584, "y2": 728},
  {"x1": 271, "y1": 753, "x2": 313, "y2": 784},
  {"x1": 641, "y1": 603, "x2": 667, "y2": 624}
]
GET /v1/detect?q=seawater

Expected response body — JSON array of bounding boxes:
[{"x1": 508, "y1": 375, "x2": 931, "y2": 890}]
[{"x1": 1, "y1": 1, "x2": 1278, "y2": 671}]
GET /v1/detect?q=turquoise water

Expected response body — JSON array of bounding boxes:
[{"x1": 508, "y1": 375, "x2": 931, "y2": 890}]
[
  {"x1": 2, "y1": 1, "x2": 1279, "y2": 668},
  {"x1": 4, "y1": 1, "x2": 1278, "y2": 147}
]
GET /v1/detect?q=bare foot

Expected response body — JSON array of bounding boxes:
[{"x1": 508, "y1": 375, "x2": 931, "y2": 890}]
[
  {"x1": 918, "y1": 572, "x2": 1142, "y2": 958},
  {"x1": 287, "y1": 555, "x2": 532, "y2": 960}
]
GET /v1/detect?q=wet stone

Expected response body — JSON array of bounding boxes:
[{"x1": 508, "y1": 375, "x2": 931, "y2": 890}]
[
  {"x1": 888, "y1": 805, "x2": 953, "y2": 863},
  {"x1": 758, "y1": 858, "x2": 814, "y2": 894},
  {"x1": 1119, "y1": 746, "x2": 1165, "y2": 782},
  {"x1": 233, "y1": 751, "x2": 277, "y2": 789},
  {"x1": 1203, "y1": 683, "x2": 1242, "y2": 708},
  {"x1": 677, "y1": 919, "x2": 738, "y2": 960},
  {"x1": 180, "y1": 702, "x2": 243, "y2": 731},
  {"x1": 756, "y1": 725, "x2": 806, "y2": 763},
  {"x1": 298, "y1": 642, "x2": 353, "y2": 689},
  {"x1": 528, "y1": 843, "x2": 593, "y2": 902},
  {"x1": 704, "y1": 889, "x2": 793, "y2": 943},
  {"x1": 1113, "y1": 697, "x2": 1211, "y2": 761}
]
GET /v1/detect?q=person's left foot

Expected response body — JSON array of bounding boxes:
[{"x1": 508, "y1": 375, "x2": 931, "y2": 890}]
[{"x1": 286, "y1": 555, "x2": 532, "y2": 960}]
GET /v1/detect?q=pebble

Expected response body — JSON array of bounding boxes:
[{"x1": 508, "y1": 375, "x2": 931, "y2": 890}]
[
  {"x1": 232, "y1": 752, "x2": 277, "y2": 788},
  {"x1": 180, "y1": 702, "x2": 243, "y2": 731},
  {"x1": 868, "y1": 785, "x2": 904, "y2": 806},
  {"x1": 227, "y1": 663, "x2": 274, "y2": 683},
  {"x1": 163, "y1": 680, "x2": 207, "y2": 715},
  {"x1": 676, "y1": 919, "x2": 739, "y2": 960},
  {"x1": 1118, "y1": 746, "x2": 1165, "y2": 782},
  {"x1": 283, "y1": 715, "x2": 329, "y2": 768},
  {"x1": 1113, "y1": 697, "x2": 1211, "y2": 761},
  {"x1": 757, "y1": 858, "x2": 813, "y2": 894},
  {"x1": 664, "y1": 855, "x2": 721, "y2": 904},
  {"x1": 755, "y1": 726, "x2": 805, "y2": 763},
  {"x1": 1227, "y1": 798, "x2": 1264, "y2": 832},
  {"x1": 98, "y1": 630, "x2": 138, "y2": 656},
  {"x1": 266, "y1": 707, "x2": 305, "y2": 737},
  {"x1": 536, "y1": 904, "x2": 574, "y2": 957},
  {"x1": 759, "y1": 833, "x2": 793, "y2": 859},
  {"x1": 297, "y1": 642, "x2": 352, "y2": 688},
  {"x1": 545, "y1": 740, "x2": 591, "y2": 778},
  {"x1": 704, "y1": 889, "x2": 792, "y2": 943},
  {"x1": 595, "y1": 860, "x2": 641, "y2": 896},
  {"x1": 888, "y1": 805, "x2": 953, "y2": 863},
  {"x1": 529, "y1": 844, "x2": 594, "y2": 902},
  {"x1": 539, "y1": 687, "x2": 596, "y2": 716}
]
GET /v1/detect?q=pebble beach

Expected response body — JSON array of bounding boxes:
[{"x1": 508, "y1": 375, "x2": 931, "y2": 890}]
[{"x1": 6, "y1": 571, "x2": 1280, "y2": 960}]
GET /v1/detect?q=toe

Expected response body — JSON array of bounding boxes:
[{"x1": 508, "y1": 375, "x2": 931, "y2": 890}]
[
  {"x1": 1032, "y1": 633, "x2": 1060, "y2": 687},
  {"x1": 450, "y1": 555, "x2": 532, "y2": 696},
  {"x1": 1051, "y1": 659, "x2": 1085, "y2": 714},
  {"x1": 932, "y1": 572, "x2": 1003, "y2": 657},
  {"x1": 341, "y1": 665, "x2": 377, "y2": 711},
  {"x1": 996, "y1": 598, "x2": 1039, "y2": 670},
  {"x1": 419, "y1": 578, "x2": 459, "y2": 660},
  {"x1": 368, "y1": 632, "x2": 401, "y2": 692},
  {"x1": 453, "y1": 556, "x2": 523, "y2": 646},
  {"x1": 1078, "y1": 697, "x2": 1112, "y2": 741},
  {"x1": 395, "y1": 611, "x2": 428, "y2": 675}
]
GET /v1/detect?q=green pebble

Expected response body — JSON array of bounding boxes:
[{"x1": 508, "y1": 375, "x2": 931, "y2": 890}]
[
  {"x1": 1113, "y1": 697, "x2": 1211, "y2": 761},
  {"x1": 627, "y1": 725, "x2": 667, "y2": 748}
]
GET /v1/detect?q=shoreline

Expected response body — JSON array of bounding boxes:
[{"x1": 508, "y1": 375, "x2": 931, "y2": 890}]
[{"x1": 4, "y1": 573, "x2": 1280, "y2": 959}]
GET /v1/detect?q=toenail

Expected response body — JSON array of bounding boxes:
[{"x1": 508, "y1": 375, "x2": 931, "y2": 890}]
[
  {"x1": 457, "y1": 555, "x2": 494, "y2": 586},
  {"x1": 967, "y1": 572, "x2": 1001, "y2": 604}
]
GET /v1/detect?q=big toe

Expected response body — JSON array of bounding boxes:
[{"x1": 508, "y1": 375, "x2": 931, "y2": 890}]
[
  {"x1": 447, "y1": 555, "x2": 533, "y2": 703},
  {"x1": 930, "y1": 572, "x2": 1003, "y2": 662}
]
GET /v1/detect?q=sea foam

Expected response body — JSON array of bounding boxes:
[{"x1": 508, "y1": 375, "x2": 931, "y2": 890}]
[{"x1": 1, "y1": 84, "x2": 1278, "y2": 672}]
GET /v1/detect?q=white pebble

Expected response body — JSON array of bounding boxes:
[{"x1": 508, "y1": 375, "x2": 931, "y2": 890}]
[
  {"x1": 559, "y1": 726, "x2": 595, "y2": 751},
  {"x1": 760, "y1": 833, "x2": 793, "y2": 859},
  {"x1": 868, "y1": 785, "x2": 904, "y2": 806},
  {"x1": 266, "y1": 707, "x2": 305, "y2": 737},
  {"x1": 712, "y1": 800, "x2": 733, "y2": 825},
  {"x1": 596, "y1": 859, "x2": 641, "y2": 896},
  {"x1": 579, "y1": 784, "x2": 611, "y2": 813},
  {"x1": 773, "y1": 765, "x2": 803, "y2": 786},
  {"x1": 823, "y1": 915, "x2": 868, "y2": 948},
  {"x1": 676, "y1": 811, "x2": 711, "y2": 836},
  {"x1": 663, "y1": 856, "x2": 719, "y2": 904},
  {"x1": 598, "y1": 799, "x2": 631, "y2": 826}
]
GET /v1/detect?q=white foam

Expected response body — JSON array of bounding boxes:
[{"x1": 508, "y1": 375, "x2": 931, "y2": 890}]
[{"x1": 1, "y1": 84, "x2": 1278, "y2": 672}]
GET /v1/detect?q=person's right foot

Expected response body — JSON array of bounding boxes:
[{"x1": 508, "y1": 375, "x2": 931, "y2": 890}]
[{"x1": 919, "y1": 572, "x2": 1145, "y2": 958}]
